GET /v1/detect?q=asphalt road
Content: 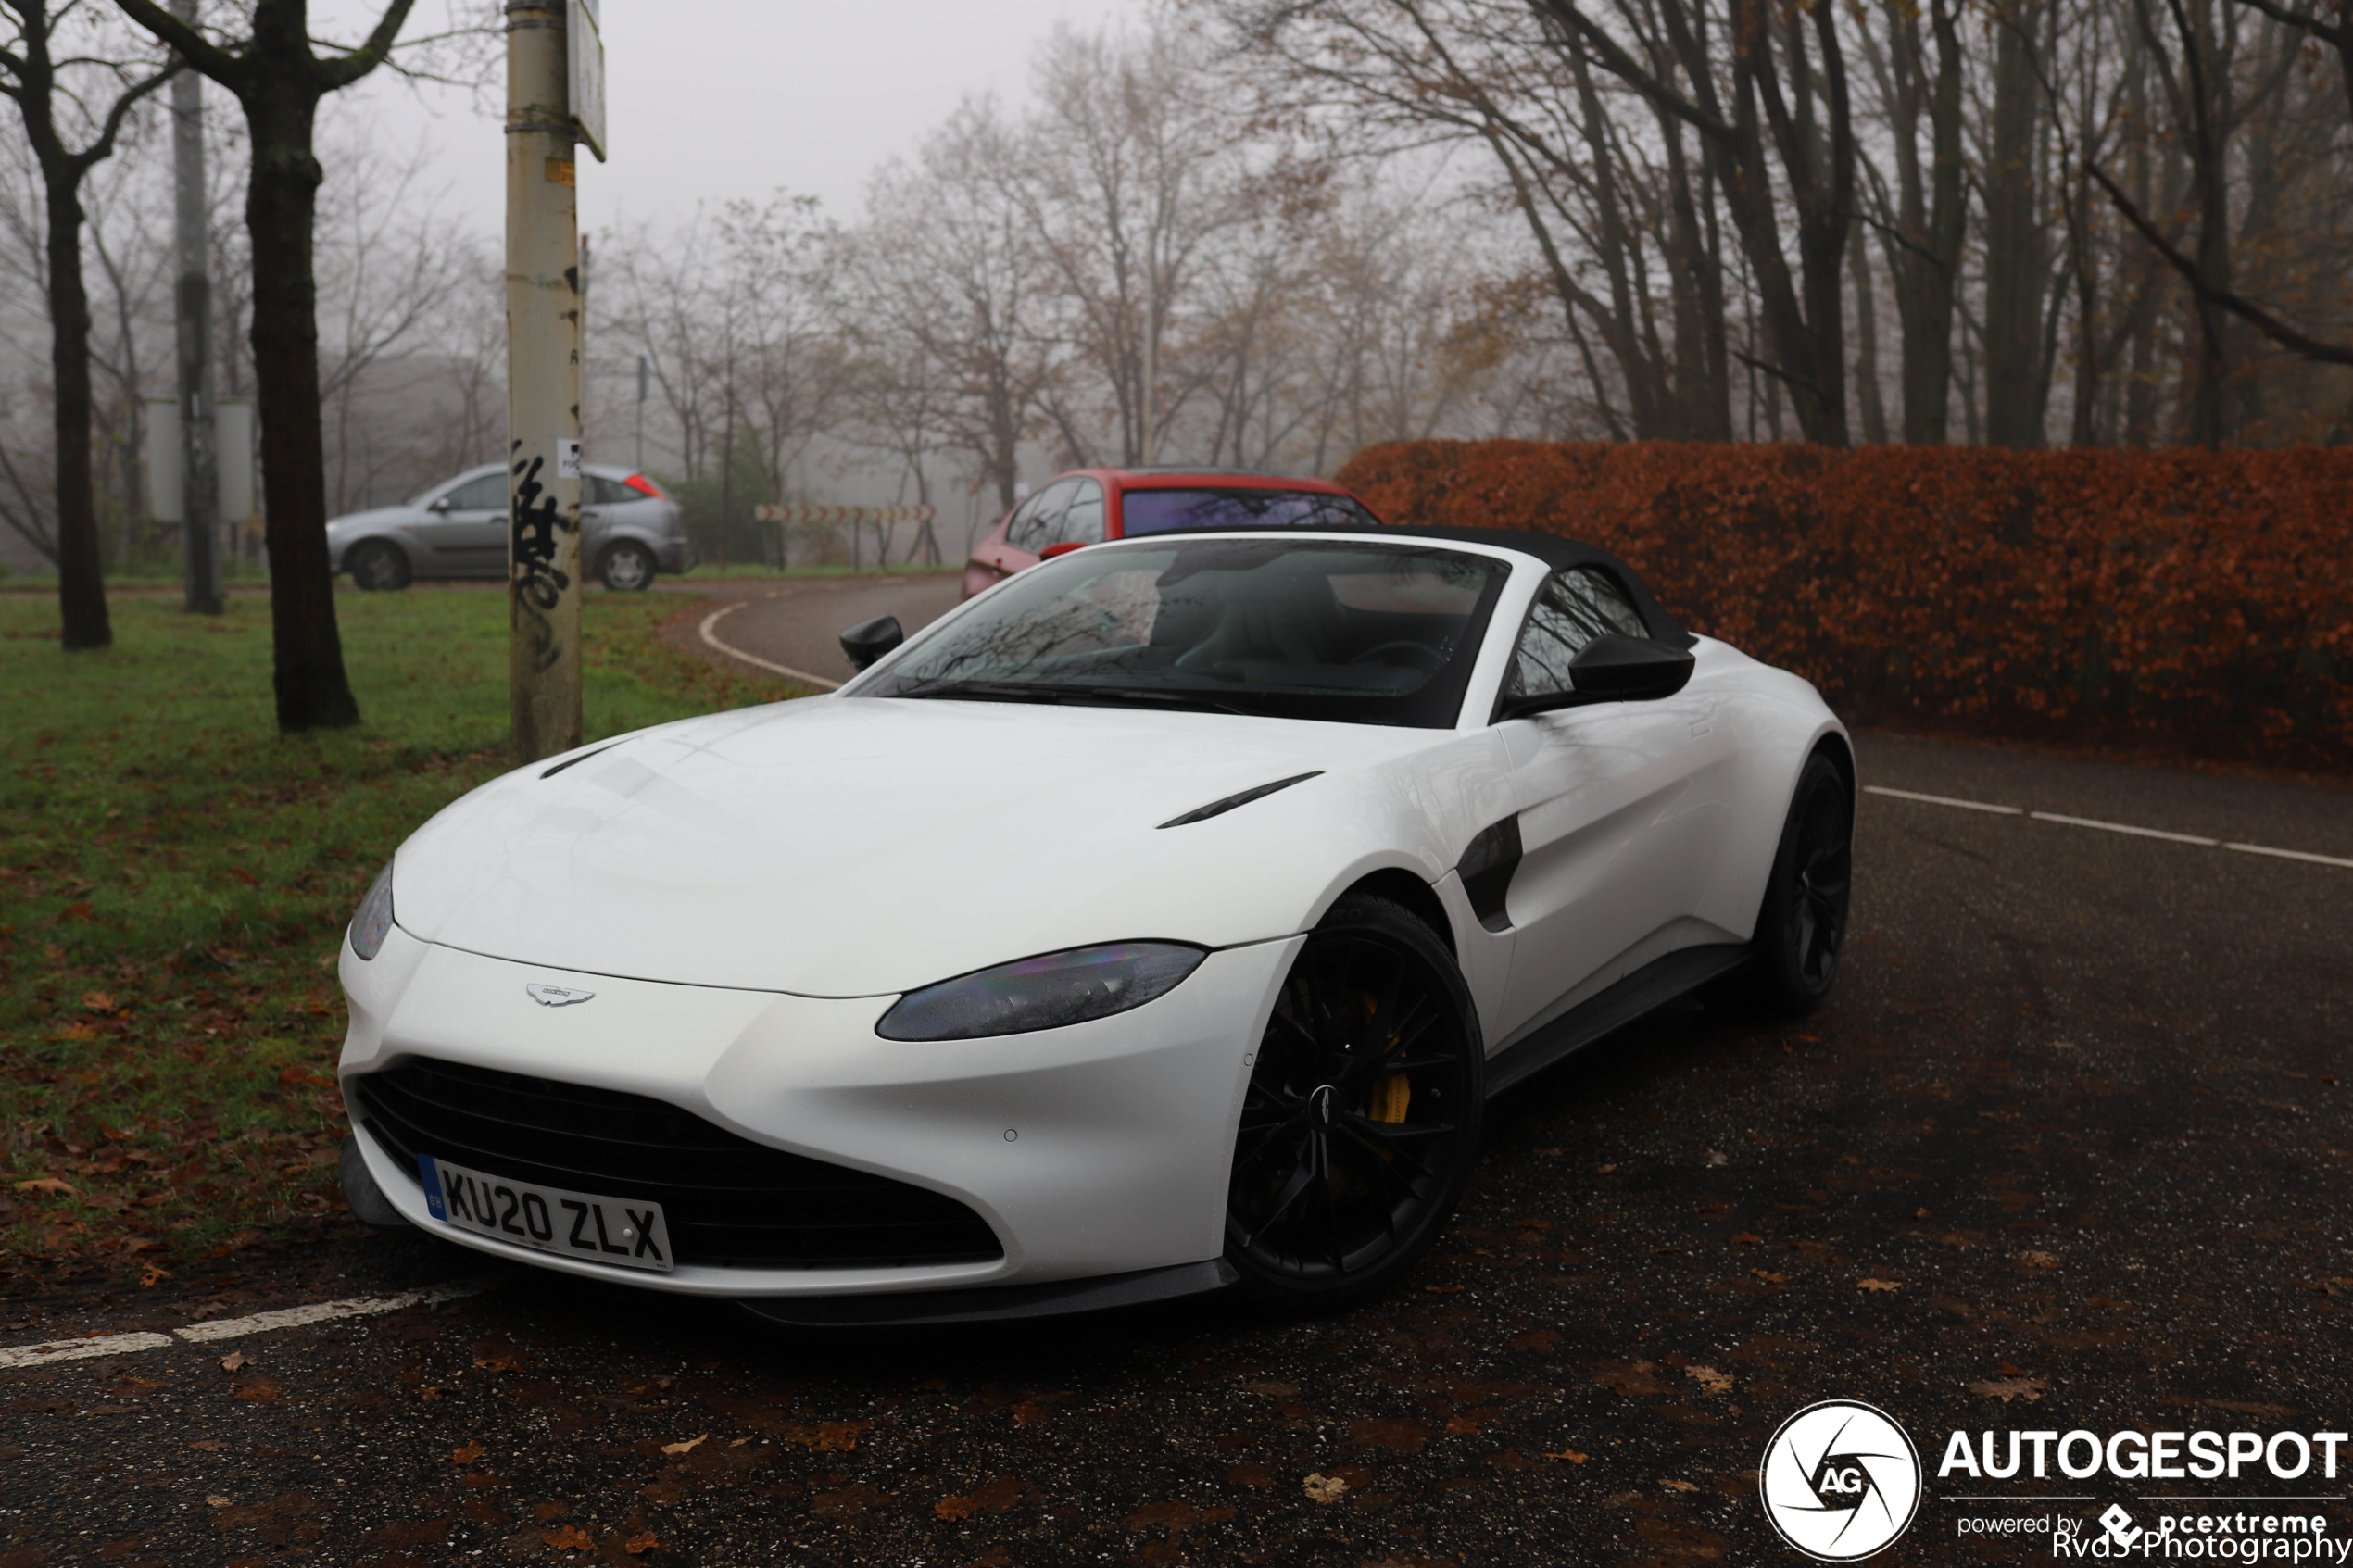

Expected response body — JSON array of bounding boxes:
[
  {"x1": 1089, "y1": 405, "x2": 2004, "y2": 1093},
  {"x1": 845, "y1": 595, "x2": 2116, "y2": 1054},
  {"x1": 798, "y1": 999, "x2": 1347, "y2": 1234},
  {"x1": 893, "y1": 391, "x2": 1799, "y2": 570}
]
[
  {"x1": 4, "y1": 733, "x2": 2348, "y2": 1567},
  {"x1": 670, "y1": 574, "x2": 967, "y2": 688}
]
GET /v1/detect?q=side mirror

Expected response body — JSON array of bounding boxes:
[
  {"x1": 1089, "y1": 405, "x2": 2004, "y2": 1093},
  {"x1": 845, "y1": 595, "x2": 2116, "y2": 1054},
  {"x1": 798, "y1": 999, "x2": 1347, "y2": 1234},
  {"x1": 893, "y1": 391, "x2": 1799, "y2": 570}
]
[
  {"x1": 1567, "y1": 633, "x2": 1694, "y2": 701},
  {"x1": 427, "y1": 497, "x2": 452, "y2": 514},
  {"x1": 1496, "y1": 633, "x2": 1694, "y2": 720},
  {"x1": 839, "y1": 615, "x2": 904, "y2": 671}
]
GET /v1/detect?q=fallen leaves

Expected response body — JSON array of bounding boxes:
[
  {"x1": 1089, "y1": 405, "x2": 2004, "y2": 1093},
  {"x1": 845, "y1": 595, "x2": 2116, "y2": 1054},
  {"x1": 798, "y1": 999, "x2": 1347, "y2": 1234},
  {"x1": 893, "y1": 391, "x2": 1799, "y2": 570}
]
[
  {"x1": 1302, "y1": 1473, "x2": 1350, "y2": 1504},
  {"x1": 1969, "y1": 1375, "x2": 2050, "y2": 1403},
  {"x1": 1589, "y1": 1361, "x2": 1668, "y2": 1397},
  {"x1": 1751, "y1": 1269, "x2": 1789, "y2": 1284},
  {"x1": 218, "y1": 1351, "x2": 251, "y2": 1373},
  {"x1": 1857, "y1": 1277, "x2": 1902, "y2": 1292},
  {"x1": 1730, "y1": 1231, "x2": 1764, "y2": 1245},
  {"x1": 539, "y1": 1524, "x2": 593, "y2": 1550},
  {"x1": 450, "y1": 1442, "x2": 485, "y2": 1464},
  {"x1": 1544, "y1": 1449, "x2": 1589, "y2": 1463},
  {"x1": 206, "y1": 1495, "x2": 231, "y2": 1509},
  {"x1": 14, "y1": 1178, "x2": 73, "y2": 1197},
  {"x1": 1661, "y1": 1479, "x2": 1701, "y2": 1492},
  {"x1": 809, "y1": 1481, "x2": 892, "y2": 1519},
  {"x1": 781, "y1": 1421, "x2": 867, "y2": 1451},
  {"x1": 623, "y1": 1533, "x2": 659, "y2": 1557},
  {"x1": 1684, "y1": 1364, "x2": 1734, "y2": 1395},
  {"x1": 658, "y1": 1434, "x2": 707, "y2": 1457},
  {"x1": 2016, "y1": 1250, "x2": 2062, "y2": 1269}
]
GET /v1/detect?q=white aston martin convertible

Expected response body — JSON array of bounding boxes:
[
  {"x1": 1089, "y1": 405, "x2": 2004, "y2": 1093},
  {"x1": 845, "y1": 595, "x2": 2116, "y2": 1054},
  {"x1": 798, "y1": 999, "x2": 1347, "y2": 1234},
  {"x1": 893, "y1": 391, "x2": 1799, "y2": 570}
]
[{"x1": 337, "y1": 523, "x2": 1853, "y2": 1323}]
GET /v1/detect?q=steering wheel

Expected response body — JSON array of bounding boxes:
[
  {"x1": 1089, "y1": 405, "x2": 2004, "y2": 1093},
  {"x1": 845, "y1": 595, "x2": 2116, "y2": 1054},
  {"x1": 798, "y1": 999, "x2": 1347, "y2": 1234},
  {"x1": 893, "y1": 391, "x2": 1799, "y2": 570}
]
[{"x1": 1350, "y1": 640, "x2": 1445, "y2": 673}]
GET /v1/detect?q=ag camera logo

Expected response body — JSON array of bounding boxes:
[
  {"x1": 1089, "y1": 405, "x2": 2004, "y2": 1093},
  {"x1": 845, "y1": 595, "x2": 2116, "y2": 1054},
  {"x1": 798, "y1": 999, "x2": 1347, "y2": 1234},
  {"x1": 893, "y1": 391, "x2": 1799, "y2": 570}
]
[{"x1": 1760, "y1": 1399, "x2": 1923, "y2": 1561}]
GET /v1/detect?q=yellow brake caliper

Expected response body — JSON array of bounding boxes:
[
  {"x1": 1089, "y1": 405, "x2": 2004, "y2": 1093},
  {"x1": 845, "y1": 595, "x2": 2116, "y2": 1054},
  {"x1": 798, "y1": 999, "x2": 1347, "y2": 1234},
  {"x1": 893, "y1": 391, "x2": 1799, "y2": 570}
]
[{"x1": 1362, "y1": 992, "x2": 1411, "y2": 1128}]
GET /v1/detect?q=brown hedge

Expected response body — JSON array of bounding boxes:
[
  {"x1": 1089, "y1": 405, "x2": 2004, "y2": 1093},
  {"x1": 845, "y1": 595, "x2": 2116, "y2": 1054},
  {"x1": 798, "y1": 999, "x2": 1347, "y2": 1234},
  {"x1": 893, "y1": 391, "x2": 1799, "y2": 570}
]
[{"x1": 1337, "y1": 440, "x2": 2353, "y2": 771}]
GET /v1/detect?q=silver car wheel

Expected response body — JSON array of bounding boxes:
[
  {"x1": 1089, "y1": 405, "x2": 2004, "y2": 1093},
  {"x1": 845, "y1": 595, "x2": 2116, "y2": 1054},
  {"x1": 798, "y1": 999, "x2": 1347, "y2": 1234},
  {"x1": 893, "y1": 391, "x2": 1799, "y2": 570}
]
[{"x1": 599, "y1": 541, "x2": 656, "y2": 592}]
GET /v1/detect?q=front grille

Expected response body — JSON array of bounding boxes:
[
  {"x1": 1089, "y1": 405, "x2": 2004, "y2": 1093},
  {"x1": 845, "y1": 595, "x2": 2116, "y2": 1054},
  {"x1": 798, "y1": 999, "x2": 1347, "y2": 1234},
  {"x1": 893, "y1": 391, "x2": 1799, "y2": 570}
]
[{"x1": 349, "y1": 1057, "x2": 1002, "y2": 1269}]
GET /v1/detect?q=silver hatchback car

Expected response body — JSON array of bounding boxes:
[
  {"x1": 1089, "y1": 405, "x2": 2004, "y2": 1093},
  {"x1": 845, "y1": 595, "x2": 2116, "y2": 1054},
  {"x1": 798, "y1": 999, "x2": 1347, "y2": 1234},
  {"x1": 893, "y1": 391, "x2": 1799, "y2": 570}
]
[{"x1": 326, "y1": 463, "x2": 692, "y2": 592}]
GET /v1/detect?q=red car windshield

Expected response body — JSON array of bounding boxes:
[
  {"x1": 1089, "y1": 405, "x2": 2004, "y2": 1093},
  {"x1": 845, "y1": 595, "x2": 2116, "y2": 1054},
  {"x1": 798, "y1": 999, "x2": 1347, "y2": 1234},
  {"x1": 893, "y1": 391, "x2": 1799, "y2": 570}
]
[{"x1": 1120, "y1": 487, "x2": 1381, "y2": 535}]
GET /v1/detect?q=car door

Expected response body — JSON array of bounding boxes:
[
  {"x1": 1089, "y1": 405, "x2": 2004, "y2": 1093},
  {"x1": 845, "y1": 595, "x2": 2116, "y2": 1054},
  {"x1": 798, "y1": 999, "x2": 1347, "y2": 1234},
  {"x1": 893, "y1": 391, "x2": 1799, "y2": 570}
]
[
  {"x1": 414, "y1": 470, "x2": 510, "y2": 575},
  {"x1": 581, "y1": 473, "x2": 623, "y2": 561},
  {"x1": 1486, "y1": 566, "x2": 1736, "y2": 1043}
]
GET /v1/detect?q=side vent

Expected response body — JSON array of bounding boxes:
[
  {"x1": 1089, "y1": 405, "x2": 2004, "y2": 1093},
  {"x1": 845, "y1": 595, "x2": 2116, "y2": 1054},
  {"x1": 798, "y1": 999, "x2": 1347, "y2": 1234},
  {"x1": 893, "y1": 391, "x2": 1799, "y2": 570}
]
[
  {"x1": 1158, "y1": 771, "x2": 1323, "y2": 829},
  {"x1": 541, "y1": 740, "x2": 624, "y2": 780},
  {"x1": 1458, "y1": 816, "x2": 1522, "y2": 932}
]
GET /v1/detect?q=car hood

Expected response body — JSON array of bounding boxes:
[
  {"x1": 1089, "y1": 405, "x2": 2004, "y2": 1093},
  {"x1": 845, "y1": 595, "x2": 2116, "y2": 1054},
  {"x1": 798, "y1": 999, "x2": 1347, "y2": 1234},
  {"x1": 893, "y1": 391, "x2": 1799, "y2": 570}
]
[
  {"x1": 327, "y1": 505, "x2": 413, "y2": 533},
  {"x1": 390, "y1": 696, "x2": 1455, "y2": 995}
]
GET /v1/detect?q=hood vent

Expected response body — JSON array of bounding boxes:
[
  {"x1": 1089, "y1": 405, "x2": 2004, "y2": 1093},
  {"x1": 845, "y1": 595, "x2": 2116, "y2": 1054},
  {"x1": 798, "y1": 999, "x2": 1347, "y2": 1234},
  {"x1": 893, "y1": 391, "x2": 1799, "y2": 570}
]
[
  {"x1": 1158, "y1": 771, "x2": 1323, "y2": 829},
  {"x1": 540, "y1": 740, "x2": 626, "y2": 780}
]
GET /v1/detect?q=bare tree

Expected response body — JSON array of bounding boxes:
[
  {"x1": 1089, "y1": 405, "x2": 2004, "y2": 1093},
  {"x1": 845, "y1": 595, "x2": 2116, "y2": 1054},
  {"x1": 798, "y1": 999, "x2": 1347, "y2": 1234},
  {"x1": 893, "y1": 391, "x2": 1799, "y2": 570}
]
[
  {"x1": 851, "y1": 97, "x2": 1058, "y2": 512},
  {"x1": 0, "y1": 0, "x2": 173, "y2": 647},
  {"x1": 114, "y1": 0, "x2": 424, "y2": 731}
]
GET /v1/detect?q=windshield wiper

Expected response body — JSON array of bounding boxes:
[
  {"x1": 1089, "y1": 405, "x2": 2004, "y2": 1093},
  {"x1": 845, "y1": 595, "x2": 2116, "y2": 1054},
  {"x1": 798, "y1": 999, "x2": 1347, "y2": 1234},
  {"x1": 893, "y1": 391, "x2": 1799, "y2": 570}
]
[{"x1": 892, "y1": 678, "x2": 1248, "y2": 716}]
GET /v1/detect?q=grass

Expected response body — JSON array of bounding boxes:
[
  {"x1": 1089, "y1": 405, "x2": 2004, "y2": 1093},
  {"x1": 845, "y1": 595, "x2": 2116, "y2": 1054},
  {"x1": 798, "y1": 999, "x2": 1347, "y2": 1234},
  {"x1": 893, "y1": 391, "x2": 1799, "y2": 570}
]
[
  {"x1": 0, "y1": 561, "x2": 963, "y2": 593},
  {"x1": 0, "y1": 583, "x2": 793, "y2": 1294}
]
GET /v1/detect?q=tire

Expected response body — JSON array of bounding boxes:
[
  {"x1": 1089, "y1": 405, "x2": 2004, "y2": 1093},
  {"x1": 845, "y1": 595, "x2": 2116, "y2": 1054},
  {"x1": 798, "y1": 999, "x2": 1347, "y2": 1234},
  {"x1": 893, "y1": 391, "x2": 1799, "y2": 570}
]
[
  {"x1": 598, "y1": 540, "x2": 657, "y2": 592},
  {"x1": 346, "y1": 539, "x2": 411, "y2": 591},
  {"x1": 1225, "y1": 893, "x2": 1484, "y2": 1312},
  {"x1": 340, "y1": 1137, "x2": 411, "y2": 1232},
  {"x1": 1743, "y1": 748, "x2": 1854, "y2": 1018}
]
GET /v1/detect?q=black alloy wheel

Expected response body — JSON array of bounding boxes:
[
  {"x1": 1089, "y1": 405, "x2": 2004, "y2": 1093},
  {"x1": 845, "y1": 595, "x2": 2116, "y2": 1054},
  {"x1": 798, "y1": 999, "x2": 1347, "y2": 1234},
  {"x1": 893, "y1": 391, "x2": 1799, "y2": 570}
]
[
  {"x1": 1748, "y1": 749, "x2": 1854, "y2": 1016},
  {"x1": 347, "y1": 539, "x2": 411, "y2": 592},
  {"x1": 1225, "y1": 894, "x2": 1483, "y2": 1311},
  {"x1": 598, "y1": 540, "x2": 656, "y2": 592}
]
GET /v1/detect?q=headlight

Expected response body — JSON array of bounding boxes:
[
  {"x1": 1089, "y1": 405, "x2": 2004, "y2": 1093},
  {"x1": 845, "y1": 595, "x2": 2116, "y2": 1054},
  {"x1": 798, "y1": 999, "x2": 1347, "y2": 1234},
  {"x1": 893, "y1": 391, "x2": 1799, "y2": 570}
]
[
  {"x1": 876, "y1": 942, "x2": 1206, "y2": 1041},
  {"x1": 349, "y1": 862, "x2": 396, "y2": 960}
]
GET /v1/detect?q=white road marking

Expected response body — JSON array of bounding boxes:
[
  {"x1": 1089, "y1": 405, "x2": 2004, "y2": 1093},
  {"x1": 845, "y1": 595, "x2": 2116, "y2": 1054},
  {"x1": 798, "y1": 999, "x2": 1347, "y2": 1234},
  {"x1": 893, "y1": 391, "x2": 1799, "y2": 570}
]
[
  {"x1": 697, "y1": 598, "x2": 842, "y2": 691},
  {"x1": 1866, "y1": 785, "x2": 2348, "y2": 870},
  {"x1": 2225, "y1": 841, "x2": 2353, "y2": 870},
  {"x1": 0, "y1": 1282, "x2": 485, "y2": 1371},
  {"x1": 173, "y1": 1282, "x2": 484, "y2": 1343},
  {"x1": 1863, "y1": 785, "x2": 2022, "y2": 814},
  {"x1": 2028, "y1": 810, "x2": 2220, "y2": 847},
  {"x1": 0, "y1": 1332, "x2": 176, "y2": 1370}
]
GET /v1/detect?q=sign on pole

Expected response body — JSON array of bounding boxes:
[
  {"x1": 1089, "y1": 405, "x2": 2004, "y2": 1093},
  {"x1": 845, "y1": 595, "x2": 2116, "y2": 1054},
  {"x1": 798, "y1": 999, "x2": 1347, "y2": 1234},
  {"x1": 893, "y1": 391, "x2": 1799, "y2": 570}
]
[{"x1": 569, "y1": 0, "x2": 606, "y2": 163}]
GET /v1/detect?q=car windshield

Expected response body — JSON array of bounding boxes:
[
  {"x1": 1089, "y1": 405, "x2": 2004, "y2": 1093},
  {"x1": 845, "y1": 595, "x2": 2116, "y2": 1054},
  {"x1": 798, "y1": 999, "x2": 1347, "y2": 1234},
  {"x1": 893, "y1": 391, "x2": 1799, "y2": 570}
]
[
  {"x1": 861, "y1": 537, "x2": 1509, "y2": 728},
  {"x1": 1119, "y1": 488, "x2": 1382, "y2": 535}
]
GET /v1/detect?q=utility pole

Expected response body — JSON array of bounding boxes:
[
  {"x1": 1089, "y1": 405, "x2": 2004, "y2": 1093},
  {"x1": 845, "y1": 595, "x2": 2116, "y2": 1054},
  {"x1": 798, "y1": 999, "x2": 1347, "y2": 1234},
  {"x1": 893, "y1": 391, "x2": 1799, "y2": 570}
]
[
  {"x1": 170, "y1": 0, "x2": 221, "y2": 615},
  {"x1": 635, "y1": 353, "x2": 647, "y2": 471},
  {"x1": 505, "y1": 0, "x2": 584, "y2": 761}
]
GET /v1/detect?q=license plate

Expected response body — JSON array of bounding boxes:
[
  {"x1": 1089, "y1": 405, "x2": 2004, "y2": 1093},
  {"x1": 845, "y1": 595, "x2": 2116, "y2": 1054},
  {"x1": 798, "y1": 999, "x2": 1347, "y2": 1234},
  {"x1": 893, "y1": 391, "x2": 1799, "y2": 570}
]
[{"x1": 417, "y1": 1154, "x2": 674, "y2": 1273}]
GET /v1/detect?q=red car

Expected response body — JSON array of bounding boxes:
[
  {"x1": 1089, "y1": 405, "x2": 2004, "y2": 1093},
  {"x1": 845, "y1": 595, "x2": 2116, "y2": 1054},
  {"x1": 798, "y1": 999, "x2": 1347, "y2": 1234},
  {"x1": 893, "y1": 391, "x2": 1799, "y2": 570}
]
[{"x1": 961, "y1": 468, "x2": 1389, "y2": 598}]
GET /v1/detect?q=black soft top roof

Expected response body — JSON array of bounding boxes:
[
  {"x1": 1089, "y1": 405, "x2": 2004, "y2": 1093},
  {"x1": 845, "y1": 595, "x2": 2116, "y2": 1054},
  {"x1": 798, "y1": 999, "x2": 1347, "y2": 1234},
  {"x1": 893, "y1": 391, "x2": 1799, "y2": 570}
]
[{"x1": 1136, "y1": 521, "x2": 1695, "y2": 650}]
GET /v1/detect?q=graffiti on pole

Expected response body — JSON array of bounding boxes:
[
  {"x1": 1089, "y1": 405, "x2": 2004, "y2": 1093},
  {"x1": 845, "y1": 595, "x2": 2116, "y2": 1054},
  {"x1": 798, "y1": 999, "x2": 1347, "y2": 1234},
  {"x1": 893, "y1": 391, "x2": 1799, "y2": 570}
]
[{"x1": 510, "y1": 443, "x2": 575, "y2": 674}]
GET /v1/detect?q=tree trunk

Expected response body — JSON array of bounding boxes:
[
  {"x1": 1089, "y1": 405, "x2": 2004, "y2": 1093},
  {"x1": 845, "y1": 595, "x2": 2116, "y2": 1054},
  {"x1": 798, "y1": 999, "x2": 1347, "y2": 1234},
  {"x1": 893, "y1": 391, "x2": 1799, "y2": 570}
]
[
  {"x1": 244, "y1": 82, "x2": 359, "y2": 729},
  {"x1": 1849, "y1": 219, "x2": 1889, "y2": 444},
  {"x1": 44, "y1": 179, "x2": 110, "y2": 650},
  {"x1": 1982, "y1": 1, "x2": 2047, "y2": 447}
]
